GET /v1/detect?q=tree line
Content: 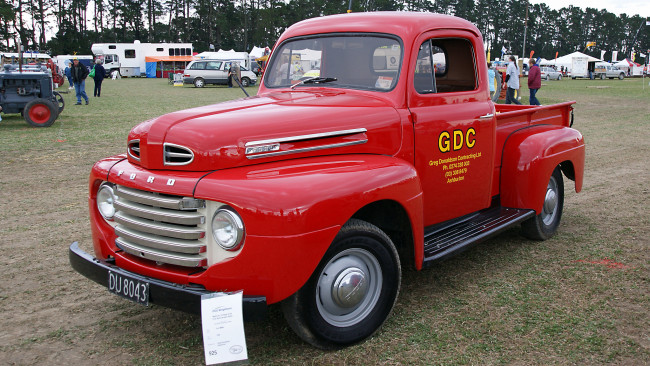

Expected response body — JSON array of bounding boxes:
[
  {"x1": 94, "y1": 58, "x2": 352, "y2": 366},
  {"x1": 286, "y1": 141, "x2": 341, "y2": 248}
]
[{"x1": 1, "y1": 0, "x2": 648, "y2": 62}]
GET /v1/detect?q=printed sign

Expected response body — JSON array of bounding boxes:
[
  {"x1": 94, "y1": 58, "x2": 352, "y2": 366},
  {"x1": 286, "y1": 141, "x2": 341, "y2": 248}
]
[{"x1": 201, "y1": 292, "x2": 248, "y2": 365}]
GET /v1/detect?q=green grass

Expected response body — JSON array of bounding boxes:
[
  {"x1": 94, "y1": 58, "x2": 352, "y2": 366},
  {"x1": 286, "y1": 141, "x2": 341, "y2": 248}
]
[{"x1": 0, "y1": 77, "x2": 648, "y2": 365}]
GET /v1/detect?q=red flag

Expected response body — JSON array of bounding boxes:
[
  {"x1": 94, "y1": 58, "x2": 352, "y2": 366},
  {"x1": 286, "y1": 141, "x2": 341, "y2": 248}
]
[
  {"x1": 555, "y1": 51, "x2": 558, "y2": 60},
  {"x1": 530, "y1": 50, "x2": 535, "y2": 59}
]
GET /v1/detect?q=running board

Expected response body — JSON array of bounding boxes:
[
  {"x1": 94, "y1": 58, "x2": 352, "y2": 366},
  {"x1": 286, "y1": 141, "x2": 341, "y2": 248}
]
[{"x1": 423, "y1": 207, "x2": 535, "y2": 265}]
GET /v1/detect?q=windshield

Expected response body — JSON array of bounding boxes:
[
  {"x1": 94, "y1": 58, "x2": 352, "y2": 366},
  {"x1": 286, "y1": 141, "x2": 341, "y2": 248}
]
[{"x1": 265, "y1": 34, "x2": 402, "y2": 91}]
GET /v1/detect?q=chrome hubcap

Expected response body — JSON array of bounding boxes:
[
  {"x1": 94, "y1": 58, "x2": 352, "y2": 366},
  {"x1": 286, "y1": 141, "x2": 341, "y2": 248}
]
[
  {"x1": 332, "y1": 268, "x2": 368, "y2": 308},
  {"x1": 541, "y1": 176, "x2": 559, "y2": 226},
  {"x1": 316, "y1": 248, "x2": 382, "y2": 327}
]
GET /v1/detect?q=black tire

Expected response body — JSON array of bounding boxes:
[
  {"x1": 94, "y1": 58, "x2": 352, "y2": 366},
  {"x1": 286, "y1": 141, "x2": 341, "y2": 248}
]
[
  {"x1": 545, "y1": 75, "x2": 550, "y2": 80},
  {"x1": 52, "y1": 91, "x2": 65, "y2": 113},
  {"x1": 24, "y1": 99, "x2": 58, "y2": 127},
  {"x1": 193, "y1": 77, "x2": 205, "y2": 88},
  {"x1": 618, "y1": 73, "x2": 624, "y2": 80},
  {"x1": 240, "y1": 77, "x2": 250, "y2": 87},
  {"x1": 521, "y1": 167, "x2": 564, "y2": 240},
  {"x1": 282, "y1": 219, "x2": 401, "y2": 349},
  {"x1": 557, "y1": 74, "x2": 562, "y2": 80},
  {"x1": 600, "y1": 74, "x2": 605, "y2": 80}
]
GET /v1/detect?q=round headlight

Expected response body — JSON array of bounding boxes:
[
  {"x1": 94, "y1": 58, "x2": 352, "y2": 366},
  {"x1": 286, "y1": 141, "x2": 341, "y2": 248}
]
[
  {"x1": 97, "y1": 183, "x2": 116, "y2": 220},
  {"x1": 211, "y1": 208, "x2": 244, "y2": 251}
]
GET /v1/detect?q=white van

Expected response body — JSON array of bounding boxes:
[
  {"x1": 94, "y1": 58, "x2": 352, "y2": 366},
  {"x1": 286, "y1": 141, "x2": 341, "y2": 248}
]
[{"x1": 183, "y1": 60, "x2": 257, "y2": 87}]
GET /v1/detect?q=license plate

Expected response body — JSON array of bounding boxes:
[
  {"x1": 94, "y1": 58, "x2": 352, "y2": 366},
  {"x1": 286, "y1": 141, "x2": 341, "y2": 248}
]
[{"x1": 108, "y1": 270, "x2": 149, "y2": 306}]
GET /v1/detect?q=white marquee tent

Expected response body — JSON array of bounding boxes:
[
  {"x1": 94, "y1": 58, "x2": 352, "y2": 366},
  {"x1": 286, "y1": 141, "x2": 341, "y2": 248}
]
[{"x1": 540, "y1": 51, "x2": 602, "y2": 73}]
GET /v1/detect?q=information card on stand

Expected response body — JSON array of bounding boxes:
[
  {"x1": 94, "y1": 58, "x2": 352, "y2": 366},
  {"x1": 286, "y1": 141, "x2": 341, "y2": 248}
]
[{"x1": 201, "y1": 292, "x2": 248, "y2": 365}]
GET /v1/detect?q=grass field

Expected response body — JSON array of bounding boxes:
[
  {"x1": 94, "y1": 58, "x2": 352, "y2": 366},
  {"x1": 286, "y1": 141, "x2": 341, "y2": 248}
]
[{"x1": 0, "y1": 77, "x2": 648, "y2": 365}]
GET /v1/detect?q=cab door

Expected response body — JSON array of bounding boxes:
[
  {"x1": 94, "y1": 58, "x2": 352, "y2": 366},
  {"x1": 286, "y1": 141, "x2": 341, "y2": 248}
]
[{"x1": 409, "y1": 30, "x2": 496, "y2": 226}]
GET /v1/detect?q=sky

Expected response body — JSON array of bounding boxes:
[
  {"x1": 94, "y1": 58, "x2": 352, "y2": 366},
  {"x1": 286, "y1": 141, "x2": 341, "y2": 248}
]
[{"x1": 530, "y1": 0, "x2": 650, "y2": 18}]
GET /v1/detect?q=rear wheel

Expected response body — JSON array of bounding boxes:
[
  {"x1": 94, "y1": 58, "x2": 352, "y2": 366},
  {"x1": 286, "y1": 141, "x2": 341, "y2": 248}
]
[
  {"x1": 24, "y1": 99, "x2": 58, "y2": 127},
  {"x1": 557, "y1": 74, "x2": 562, "y2": 80},
  {"x1": 545, "y1": 75, "x2": 550, "y2": 80},
  {"x1": 282, "y1": 219, "x2": 401, "y2": 349},
  {"x1": 600, "y1": 74, "x2": 605, "y2": 80},
  {"x1": 193, "y1": 77, "x2": 205, "y2": 88},
  {"x1": 522, "y1": 167, "x2": 564, "y2": 240}
]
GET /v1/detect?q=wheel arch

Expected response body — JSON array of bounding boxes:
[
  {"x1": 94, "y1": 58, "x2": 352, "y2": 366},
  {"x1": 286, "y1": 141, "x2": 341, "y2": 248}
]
[
  {"x1": 500, "y1": 125, "x2": 584, "y2": 214},
  {"x1": 351, "y1": 200, "x2": 416, "y2": 271}
]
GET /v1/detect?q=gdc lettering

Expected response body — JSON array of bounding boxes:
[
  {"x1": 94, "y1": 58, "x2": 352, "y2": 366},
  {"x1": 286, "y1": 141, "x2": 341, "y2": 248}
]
[{"x1": 438, "y1": 128, "x2": 476, "y2": 153}]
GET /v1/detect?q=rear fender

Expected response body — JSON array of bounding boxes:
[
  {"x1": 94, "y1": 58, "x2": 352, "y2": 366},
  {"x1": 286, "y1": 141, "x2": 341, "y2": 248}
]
[{"x1": 500, "y1": 125, "x2": 584, "y2": 213}]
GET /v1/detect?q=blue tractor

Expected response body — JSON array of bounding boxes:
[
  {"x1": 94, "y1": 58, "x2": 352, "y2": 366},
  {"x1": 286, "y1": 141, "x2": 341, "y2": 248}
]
[{"x1": 0, "y1": 64, "x2": 64, "y2": 127}]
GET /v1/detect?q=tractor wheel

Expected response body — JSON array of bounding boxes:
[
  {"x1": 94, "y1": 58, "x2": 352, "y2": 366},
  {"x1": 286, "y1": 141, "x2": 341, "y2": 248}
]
[
  {"x1": 52, "y1": 91, "x2": 65, "y2": 113},
  {"x1": 24, "y1": 99, "x2": 58, "y2": 127}
]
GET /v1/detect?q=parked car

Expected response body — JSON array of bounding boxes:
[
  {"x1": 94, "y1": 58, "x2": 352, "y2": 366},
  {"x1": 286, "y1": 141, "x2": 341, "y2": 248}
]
[
  {"x1": 540, "y1": 67, "x2": 562, "y2": 80},
  {"x1": 594, "y1": 65, "x2": 625, "y2": 80},
  {"x1": 183, "y1": 59, "x2": 257, "y2": 87}
]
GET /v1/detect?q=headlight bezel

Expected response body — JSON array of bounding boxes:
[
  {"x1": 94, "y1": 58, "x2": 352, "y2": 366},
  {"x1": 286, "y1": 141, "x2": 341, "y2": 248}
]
[{"x1": 211, "y1": 207, "x2": 245, "y2": 251}]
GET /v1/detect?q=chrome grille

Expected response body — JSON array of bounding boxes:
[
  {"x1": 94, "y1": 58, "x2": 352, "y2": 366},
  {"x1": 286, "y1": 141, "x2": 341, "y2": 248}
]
[
  {"x1": 164, "y1": 143, "x2": 194, "y2": 166},
  {"x1": 127, "y1": 140, "x2": 140, "y2": 161},
  {"x1": 113, "y1": 185, "x2": 207, "y2": 267}
]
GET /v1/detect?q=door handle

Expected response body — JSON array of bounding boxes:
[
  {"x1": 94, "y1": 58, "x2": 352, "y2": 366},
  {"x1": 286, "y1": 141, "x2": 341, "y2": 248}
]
[{"x1": 479, "y1": 113, "x2": 494, "y2": 119}]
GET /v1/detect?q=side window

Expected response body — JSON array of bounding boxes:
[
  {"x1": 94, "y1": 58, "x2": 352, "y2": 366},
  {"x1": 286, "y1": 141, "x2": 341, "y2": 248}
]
[
  {"x1": 413, "y1": 38, "x2": 476, "y2": 94},
  {"x1": 414, "y1": 41, "x2": 435, "y2": 93},
  {"x1": 125, "y1": 49, "x2": 136, "y2": 59},
  {"x1": 205, "y1": 61, "x2": 221, "y2": 70},
  {"x1": 190, "y1": 62, "x2": 206, "y2": 70}
]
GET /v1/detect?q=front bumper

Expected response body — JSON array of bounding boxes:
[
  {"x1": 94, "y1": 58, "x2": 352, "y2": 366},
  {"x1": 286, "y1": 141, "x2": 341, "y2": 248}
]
[{"x1": 69, "y1": 242, "x2": 267, "y2": 321}]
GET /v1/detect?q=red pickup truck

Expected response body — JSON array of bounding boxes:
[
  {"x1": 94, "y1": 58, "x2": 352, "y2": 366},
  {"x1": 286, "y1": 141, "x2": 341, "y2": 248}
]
[{"x1": 70, "y1": 12, "x2": 584, "y2": 349}]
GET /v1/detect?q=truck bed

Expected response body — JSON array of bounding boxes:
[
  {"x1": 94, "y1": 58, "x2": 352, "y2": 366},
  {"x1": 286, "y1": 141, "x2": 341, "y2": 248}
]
[{"x1": 494, "y1": 101, "x2": 575, "y2": 157}]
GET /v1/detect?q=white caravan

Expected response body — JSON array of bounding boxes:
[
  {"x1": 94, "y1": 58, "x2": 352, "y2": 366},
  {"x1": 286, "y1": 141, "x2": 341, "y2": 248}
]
[{"x1": 91, "y1": 41, "x2": 193, "y2": 77}]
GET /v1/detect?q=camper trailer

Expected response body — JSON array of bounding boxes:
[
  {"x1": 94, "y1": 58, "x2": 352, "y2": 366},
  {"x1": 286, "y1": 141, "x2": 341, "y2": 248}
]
[{"x1": 91, "y1": 41, "x2": 193, "y2": 77}]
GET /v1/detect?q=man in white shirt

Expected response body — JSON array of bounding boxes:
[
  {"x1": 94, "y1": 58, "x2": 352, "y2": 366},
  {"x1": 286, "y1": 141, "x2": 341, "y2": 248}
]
[{"x1": 505, "y1": 56, "x2": 521, "y2": 105}]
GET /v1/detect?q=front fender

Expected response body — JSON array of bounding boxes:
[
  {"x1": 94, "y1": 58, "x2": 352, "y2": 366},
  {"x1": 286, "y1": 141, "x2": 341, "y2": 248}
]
[
  {"x1": 500, "y1": 125, "x2": 584, "y2": 213},
  {"x1": 194, "y1": 154, "x2": 423, "y2": 303}
]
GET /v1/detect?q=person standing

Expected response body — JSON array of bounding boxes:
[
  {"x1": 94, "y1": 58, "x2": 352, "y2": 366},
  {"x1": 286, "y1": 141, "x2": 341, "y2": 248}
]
[
  {"x1": 64, "y1": 62, "x2": 73, "y2": 90},
  {"x1": 505, "y1": 55, "x2": 521, "y2": 105},
  {"x1": 71, "y1": 58, "x2": 89, "y2": 105},
  {"x1": 92, "y1": 59, "x2": 106, "y2": 97},
  {"x1": 487, "y1": 62, "x2": 496, "y2": 99},
  {"x1": 527, "y1": 59, "x2": 541, "y2": 105}
]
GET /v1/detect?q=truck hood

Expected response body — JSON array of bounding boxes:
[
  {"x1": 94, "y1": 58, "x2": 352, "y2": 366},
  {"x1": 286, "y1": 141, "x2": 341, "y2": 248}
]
[{"x1": 127, "y1": 90, "x2": 403, "y2": 171}]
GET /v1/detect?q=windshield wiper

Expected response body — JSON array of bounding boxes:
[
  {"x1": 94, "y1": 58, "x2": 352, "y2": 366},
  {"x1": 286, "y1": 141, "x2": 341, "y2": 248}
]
[{"x1": 290, "y1": 76, "x2": 338, "y2": 89}]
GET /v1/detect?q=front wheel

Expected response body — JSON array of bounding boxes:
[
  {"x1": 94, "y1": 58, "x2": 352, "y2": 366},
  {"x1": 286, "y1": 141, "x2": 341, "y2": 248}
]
[
  {"x1": 240, "y1": 77, "x2": 250, "y2": 87},
  {"x1": 282, "y1": 219, "x2": 401, "y2": 349},
  {"x1": 521, "y1": 167, "x2": 564, "y2": 240},
  {"x1": 600, "y1": 74, "x2": 605, "y2": 80},
  {"x1": 618, "y1": 73, "x2": 625, "y2": 80}
]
